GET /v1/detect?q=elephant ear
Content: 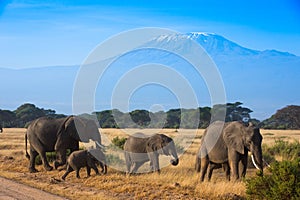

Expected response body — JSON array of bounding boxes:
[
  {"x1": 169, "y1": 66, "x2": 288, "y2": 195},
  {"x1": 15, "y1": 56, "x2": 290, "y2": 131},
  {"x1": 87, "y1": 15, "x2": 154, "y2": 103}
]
[
  {"x1": 223, "y1": 122, "x2": 245, "y2": 154},
  {"x1": 146, "y1": 134, "x2": 163, "y2": 153},
  {"x1": 55, "y1": 116, "x2": 80, "y2": 150}
]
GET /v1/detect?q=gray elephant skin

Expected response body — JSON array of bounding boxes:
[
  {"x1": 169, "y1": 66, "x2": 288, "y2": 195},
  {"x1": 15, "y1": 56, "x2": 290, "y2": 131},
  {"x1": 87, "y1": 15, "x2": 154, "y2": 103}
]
[
  {"x1": 196, "y1": 121, "x2": 263, "y2": 181},
  {"x1": 25, "y1": 116, "x2": 102, "y2": 173},
  {"x1": 124, "y1": 133, "x2": 179, "y2": 174},
  {"x1": 0, "y1": 124, "x2": 2, "y2": 133},
  {"x1": 195, "y1": 157, "x2": 230, "y2": 181},
  {"x1": 62, "y1": 149, "x2": 107, "y2": 180}
]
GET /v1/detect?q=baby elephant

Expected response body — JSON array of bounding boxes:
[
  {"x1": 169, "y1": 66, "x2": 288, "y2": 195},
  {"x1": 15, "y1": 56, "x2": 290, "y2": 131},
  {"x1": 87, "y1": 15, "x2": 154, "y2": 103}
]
[{"x1": 62, "y1": 149, "x2": 106, "y2": 180}]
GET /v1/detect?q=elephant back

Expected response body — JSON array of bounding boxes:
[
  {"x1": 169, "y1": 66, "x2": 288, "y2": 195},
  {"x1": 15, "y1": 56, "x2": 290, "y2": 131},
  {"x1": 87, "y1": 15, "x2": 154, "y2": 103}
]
[
  {"x1": 124, "y1": 133, "x2": 149, "y2": 153},
  {"x1": 27, "y1": 117, "x2": 66, "y2": 151}
]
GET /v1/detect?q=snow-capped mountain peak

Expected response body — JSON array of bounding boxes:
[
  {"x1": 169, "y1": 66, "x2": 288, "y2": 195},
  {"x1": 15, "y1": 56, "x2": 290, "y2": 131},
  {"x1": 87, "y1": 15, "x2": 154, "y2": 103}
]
[
  {"x1": 147, "y1": 32, "x2": 259, "y2": 56},
  {"x1": 188, "y1": 32, "x2": 217, "y2": 38}
]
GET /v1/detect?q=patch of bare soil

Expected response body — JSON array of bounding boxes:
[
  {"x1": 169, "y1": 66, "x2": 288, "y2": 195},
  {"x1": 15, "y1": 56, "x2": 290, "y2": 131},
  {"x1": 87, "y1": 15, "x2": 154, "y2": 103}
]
[
  {"x1": 0, "y1": 176, "x2": 68, "y2": 200},
  {"x1": 0, "y1": 154, "x2": 123, "y2": 200}
]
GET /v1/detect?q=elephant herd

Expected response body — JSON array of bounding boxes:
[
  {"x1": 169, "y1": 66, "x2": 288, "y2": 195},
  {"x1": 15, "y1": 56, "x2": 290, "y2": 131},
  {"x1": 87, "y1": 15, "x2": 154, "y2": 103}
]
[{"x1": 24, "y1": 116, "x2": 264, "y2": 181}]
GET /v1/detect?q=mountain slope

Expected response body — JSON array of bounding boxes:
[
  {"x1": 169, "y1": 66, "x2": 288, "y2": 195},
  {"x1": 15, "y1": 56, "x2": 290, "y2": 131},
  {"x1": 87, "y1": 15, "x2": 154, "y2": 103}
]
[
  {"x1": 187, "y1": 32, "x2": 260, "y2": 56},
  {"x1": 133, "y1": 32, "x2": 300, "y2": 119},
  {"x1": 0, "y1": 33, "x2": 299, "y2": 120}
]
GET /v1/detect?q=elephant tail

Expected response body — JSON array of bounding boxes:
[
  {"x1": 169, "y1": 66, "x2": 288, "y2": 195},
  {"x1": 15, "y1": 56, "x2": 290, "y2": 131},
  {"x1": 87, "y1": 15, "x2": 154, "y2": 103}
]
[{"x1": 25, "y1": 132, "x2": 30, "y2": 160}]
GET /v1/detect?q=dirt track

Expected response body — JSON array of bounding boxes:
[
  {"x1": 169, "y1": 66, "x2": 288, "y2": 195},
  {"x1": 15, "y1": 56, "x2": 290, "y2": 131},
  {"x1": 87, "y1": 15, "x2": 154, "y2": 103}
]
[{"x1": 0, "y1": 176, "x2": 68, "y2": 200}]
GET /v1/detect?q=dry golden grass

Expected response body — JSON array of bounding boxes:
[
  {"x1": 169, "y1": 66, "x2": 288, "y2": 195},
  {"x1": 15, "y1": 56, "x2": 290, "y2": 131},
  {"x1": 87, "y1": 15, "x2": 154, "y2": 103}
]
[
  {"x1": 0, "y1": 128, "x2": 299, "y2": 199},
  {"x1": 260, "y1": 129, "x2": 300, "y2": 145}
]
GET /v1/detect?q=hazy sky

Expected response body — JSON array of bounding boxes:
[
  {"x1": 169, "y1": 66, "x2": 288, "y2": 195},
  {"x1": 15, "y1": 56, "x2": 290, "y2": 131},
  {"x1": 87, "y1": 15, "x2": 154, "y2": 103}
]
[{"x1": 0, "y1": 0, "x2": 299, "y2": 68}]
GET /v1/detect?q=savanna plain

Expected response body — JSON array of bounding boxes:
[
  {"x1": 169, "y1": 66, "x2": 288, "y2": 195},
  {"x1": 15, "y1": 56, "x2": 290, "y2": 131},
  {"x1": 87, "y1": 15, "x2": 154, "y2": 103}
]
[{"x1": 0, "y1": 128, "x2": 299, "y2": 199}]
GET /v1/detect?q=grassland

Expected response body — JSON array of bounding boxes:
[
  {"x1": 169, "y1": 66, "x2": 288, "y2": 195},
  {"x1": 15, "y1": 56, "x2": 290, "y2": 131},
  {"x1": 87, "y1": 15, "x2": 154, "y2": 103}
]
[{"x1": 0, "y1": 128, "x2": 299, "y2": 199}]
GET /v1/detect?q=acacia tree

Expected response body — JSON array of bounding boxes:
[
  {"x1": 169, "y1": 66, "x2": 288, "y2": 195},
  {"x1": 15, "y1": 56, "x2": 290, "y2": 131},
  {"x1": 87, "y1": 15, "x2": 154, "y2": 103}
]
[
  {"x1": 129, "y1": 109, "x2": 151, "y2": 128},
  {"x1": 225, "y1": 102, "x2": 252, "y2": 122}
]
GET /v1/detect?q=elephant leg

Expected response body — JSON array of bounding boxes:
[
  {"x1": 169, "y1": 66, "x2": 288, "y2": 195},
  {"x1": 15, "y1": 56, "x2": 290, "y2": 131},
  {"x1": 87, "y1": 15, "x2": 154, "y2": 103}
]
[
  {"x1": 229, "y1": 153, "x2": 240, "y2": 181},
  {"x1": 76, "y1": 168, "x2": 81, "y2": 178},
  {"x1": 149, "y1": 152, "x2": 160, "y2": 173},
  {"x1": 86, "y1": 166, "x2": 91, "y2": 177},
  {"x1": 54, "y1": 149, "x2": 67, "y2": 170},
  {"x1": 232, "y1": 163, "x2": 240, "y2": 180},
  {"x1": 29, "y1": 149, "x2": 39, "y2": 173},
  {"x1": 90, "y1": 162, "x2": 99, "y2": 175},
  {"x1": 240, "y1": 154, "x2": 248, "y2": 178},
  {"x1": 124, "y1": 153, "x2": 131, "y2": 173},
  {"x1": 130, "y1": 162, "x2": 144, "y2": 174},
  {"x1": 61, "y1": 165, "x2": 73, "y2": 180},
  {"x1": 207, "y1": 164, "x2": 215, "y2": 181},
  {"x1": 38, "y1": 151, "x2": 53, "y2": 171},
  {"x1": 223, "y1": 163, "x2": 230, "y2": 181},
  {"x1": 99, "y1": 161, "x2": 104, "y2": 173},
  {"x1": 200, "y1": 156, "x2": 209, "y2": 182},
  {"x1": 98, "y1": 160, "x2": 107, "y2": 174},
  {"x1": 208, "y1": 163, "x2": 221, "y2": 181},
  {"x1": 29, "y1": 136, "x2": 53, "y2": 171},
  {"x1": 103, "y1": 164, "x2": 107, "y2": 174}
]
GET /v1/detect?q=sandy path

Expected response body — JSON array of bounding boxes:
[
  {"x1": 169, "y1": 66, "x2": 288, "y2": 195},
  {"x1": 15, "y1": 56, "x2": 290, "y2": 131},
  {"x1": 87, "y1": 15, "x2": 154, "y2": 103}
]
[{"x1": 0, "y1": 176, "x2": 68, "y2": 200}]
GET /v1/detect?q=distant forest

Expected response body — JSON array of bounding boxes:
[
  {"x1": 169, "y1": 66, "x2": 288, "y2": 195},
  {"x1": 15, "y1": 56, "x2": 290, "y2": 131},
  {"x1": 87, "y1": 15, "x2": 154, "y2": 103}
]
[{"x1": 0, "y1": 103, "x2": 299, "y2": 129}]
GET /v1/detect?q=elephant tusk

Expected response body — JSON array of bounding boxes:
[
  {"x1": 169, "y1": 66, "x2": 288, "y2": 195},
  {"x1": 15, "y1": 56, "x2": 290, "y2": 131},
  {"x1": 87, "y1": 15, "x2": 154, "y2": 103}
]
[
  {"x1": 263, "y1": 158, "x2": 271, "y2": 168},
  {"x1": 95, "y1": 141, "x2": 106, "y2": 149},
  {"x1": 251, "y1": 154, "x2": 260, "y2": 170}
]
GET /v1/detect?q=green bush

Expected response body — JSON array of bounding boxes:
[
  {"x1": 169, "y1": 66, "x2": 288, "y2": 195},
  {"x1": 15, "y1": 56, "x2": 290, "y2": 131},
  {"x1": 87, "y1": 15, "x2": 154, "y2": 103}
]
[
  {"x1": 111, "y1": 136, "x2": 127, "y2": 150},
  {"x1": 246, "y1": 158, "x2": 300, "y2": 200}
]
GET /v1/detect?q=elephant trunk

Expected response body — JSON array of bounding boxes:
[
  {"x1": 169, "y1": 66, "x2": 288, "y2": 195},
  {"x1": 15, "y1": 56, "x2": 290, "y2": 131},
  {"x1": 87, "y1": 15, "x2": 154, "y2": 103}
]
[
  {"x1": 251, "y1": 146, "x2": 263, "y2": 172},
  {"x1": 170, "y1": 157, "x2": 179, "y2": 166},
  {"x1": 169, "y1": 150, "x2": 179, "y2": 166},
  {"x1": 168, "y1": 142, "x2": 179, "y2": 166}
]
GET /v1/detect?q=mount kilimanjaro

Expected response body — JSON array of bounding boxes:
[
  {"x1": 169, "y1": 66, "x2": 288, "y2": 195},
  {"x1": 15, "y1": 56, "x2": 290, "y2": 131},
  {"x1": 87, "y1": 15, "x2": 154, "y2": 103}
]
[{"x1": 0, "y1": 32, "x2": 299, "y2": 120}]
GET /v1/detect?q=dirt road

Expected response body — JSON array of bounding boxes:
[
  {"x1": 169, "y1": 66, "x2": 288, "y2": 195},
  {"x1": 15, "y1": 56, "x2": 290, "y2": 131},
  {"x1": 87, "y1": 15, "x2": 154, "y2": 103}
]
[{"x1": 0, "y1": 176, "x2": 68, "y2": 200}]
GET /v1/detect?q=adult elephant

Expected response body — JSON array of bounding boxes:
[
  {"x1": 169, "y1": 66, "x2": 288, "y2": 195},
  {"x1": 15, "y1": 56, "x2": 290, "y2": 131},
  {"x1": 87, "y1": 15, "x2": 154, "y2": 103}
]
[
  {"x1": 124, "y1": 133, "x2": 179, "y2": 174},
  {"x1": 198, "y1": 121, "x2": 263, "y2": 181},
  {"x1": 25, "y1": 116, "x2": 103, "y2": 173}
]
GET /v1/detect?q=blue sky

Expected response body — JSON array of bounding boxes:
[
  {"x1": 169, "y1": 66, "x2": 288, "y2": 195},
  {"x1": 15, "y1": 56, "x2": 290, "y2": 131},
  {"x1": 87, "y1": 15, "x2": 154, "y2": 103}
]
[{"x1": 0, "y1": 0, "x2": 299, "y2": 68}]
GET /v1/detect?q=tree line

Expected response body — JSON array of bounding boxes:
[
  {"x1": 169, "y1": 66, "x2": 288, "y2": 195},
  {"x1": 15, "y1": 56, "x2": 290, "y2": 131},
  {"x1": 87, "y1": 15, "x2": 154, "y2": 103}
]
[
  {"x1": 92, "y1": 102, "x2": 254, "y2": 129},
  {"x1": 0, "y1": 103, "x2": 299, "y2": 129},
  {"x1": 0, "y1": 103, "x2": 66, "y2": 128}
]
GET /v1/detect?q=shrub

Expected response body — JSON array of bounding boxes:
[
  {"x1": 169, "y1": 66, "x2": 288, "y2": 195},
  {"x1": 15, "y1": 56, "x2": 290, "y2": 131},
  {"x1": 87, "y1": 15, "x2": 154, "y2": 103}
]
[
  {"x1": 35, "y1": 149, "x2": 76, "y2": 165},
  {"x1": 245, "y1": 158, "x2": 300, "y2": 200},
  {"x1": 35, "y1": 152, "x2": 57, "y2": 165},
  {"x1": 263, "y1": 139, "x2": 300, "y2": 161},
  {"x1": 106, "y1": 154, "x2": 125, "y2": 166},
  {"x1": 111, "y1": 136, "x2": 127, "y2": 150}
]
